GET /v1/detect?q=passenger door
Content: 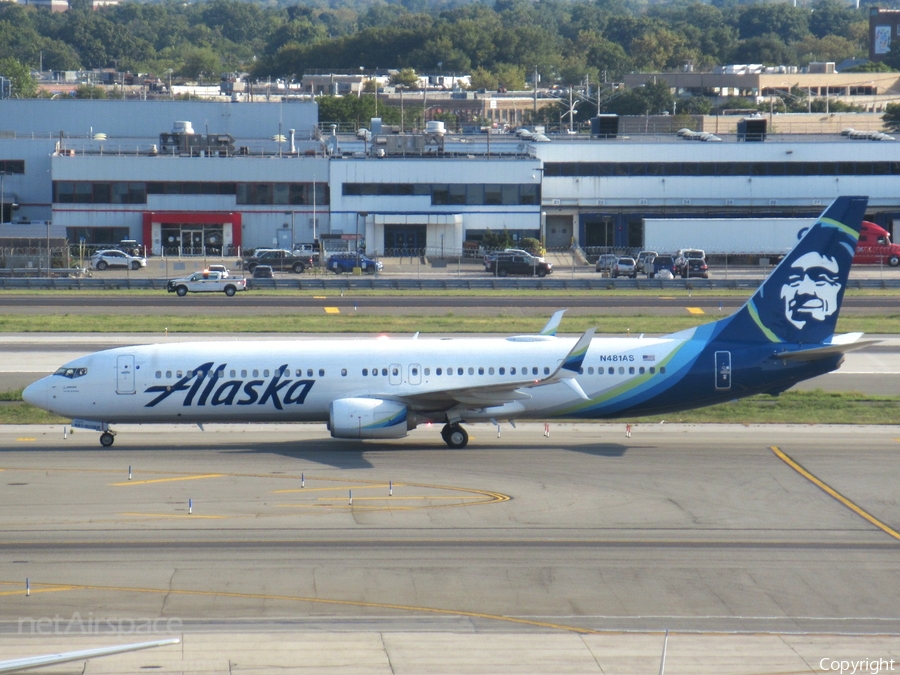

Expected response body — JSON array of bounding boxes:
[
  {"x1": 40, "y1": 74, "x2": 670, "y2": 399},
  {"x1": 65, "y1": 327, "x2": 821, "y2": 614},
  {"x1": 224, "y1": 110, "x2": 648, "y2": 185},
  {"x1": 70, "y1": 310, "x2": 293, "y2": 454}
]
[{"x1": 116, "y1": 355, "x2": 135, "y2": 394}]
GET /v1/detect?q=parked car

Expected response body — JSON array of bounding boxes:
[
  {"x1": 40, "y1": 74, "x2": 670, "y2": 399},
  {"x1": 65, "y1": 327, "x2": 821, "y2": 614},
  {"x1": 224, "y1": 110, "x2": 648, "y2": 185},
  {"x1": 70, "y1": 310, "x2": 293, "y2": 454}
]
[
  {"x1": 90, "y1": 249, "x2": 147, "y2": 271},
  {"x1": 648, "y1": 255, "x2": 677, "y2": 279},
  {"x1": 327, "y1": 252, "x2": 383, "y2": 274},
  {"x1": 483, "y1": 248, "x2": 533, "y2": 271},
  {"x1": 636, "y1": 250, "x2": 658, "y2": 273},
  {"x1": 251, "y1": 265, "x2": 274, "y2": 279},
  {"x1": 242, "y1": 249, "x2": 313, "y2": 274},
  {"x1": 595, "y1": 253, "x2": 618, "y2": 274},
  {"x1": 674, "y1": 249, "x2": 709, "y2": 278},
  {"x1": 490, "y1": 253, "x2": 552, "y2": 277},
  {"x1": 205, "y1": 264, "x2": 230, "y2": 278},
  {"x1": 611, "y1": 256, "x2": 637, "y2": 278},
  {"x1": 292, "y1": 243, "x2": 321, "y2": 264}
]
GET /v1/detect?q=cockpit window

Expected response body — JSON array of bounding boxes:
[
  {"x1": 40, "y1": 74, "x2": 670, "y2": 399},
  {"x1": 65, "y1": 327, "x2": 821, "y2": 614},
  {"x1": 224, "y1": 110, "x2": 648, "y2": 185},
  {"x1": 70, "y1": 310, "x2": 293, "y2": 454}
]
[{"x1": 54, "y1": 367, "x2": 87, "y2": 379}]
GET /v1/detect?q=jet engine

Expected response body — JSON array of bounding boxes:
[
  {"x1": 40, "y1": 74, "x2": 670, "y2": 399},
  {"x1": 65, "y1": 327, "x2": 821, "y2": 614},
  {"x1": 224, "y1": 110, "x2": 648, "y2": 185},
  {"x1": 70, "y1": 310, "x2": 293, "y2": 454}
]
[{"x1": 329, "y1": 398, "x2": 409, "y2": 439}]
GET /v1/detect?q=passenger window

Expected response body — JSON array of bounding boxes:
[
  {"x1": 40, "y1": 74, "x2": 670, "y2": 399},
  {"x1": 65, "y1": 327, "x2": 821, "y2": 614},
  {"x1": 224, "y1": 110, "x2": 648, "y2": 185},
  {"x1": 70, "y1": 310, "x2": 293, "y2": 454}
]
[
  {"x1": 457, "y1": 368, "x2": 463, "y2": 375},
  {"x1": 608, "y1": 367, "x2": 614, "y2": 375},
  {"x1": 296, "y1": 369, "x2": 303, "y2": 377},
  {"x1": 166, "y1": 370, "x2": 172, "y2": 378},
  {"x1": 488, "y1": 367, "x2": 494, "y2": 375},
  {"x1": 468, "y1": 367, "x2": 474, "y2": 375},
  {"x1": 511, "y1": 367, "x2": 516, "y2": 375},
  {"x1": 392, "y1": 367, "x2": 399, "y2": 376},
  {"x1": 362, "y1": 368, "x2": 368, "y2": 376},
  {"x1": 478, "y1": 367, "x2": 484, "y2": 375},
  {"x1": 382, "y1": 368, "x2": 388, "y2": 376},
  {"x1": 618, "y1": 367, "x2": 624, "y2": 374},
  {"x1": 447, "y1": 368, "x2": 453, "y2": 376},
  {"x1": 437, "y1": 368, "x2": 443, "y2": 375},
  {"x1": 588, "y1": 367, "x2": 594, "y2": 374},
  {"x1": 176, "y1": 370, "x2": 183, "y2": 378},
  {"x1": 241, "y1": 370, "x2": 247, "y2": 378},
  {"x1": 319, "y1": 369, "x2": 325, "y2": 377},
  {"x1": 579, "y1": 368, "x2": 584, "y2": 375},
  {"x1": 341, "y1": 368, "x2": 347, "y2": 376},
  {"x1": 649, "y1": 367, "x2": 656, "y2": 374},
  {"x1": 264, "y1": 370, "x2": 270, "y2": 377},
  {"x1": 544, "y1": 367, "x2": 550, "y2": 375},
  {"x1": 629, "y1": 367, "x2": 635, "y2": 374},
  {"x1": 307, "y1": 369, "x2": 313, "y2": 377},
  {"x1": 230, "y1": 370, "x2": 236, "y2": 378},
  {"x1": 253, "y1": 370, "x2": 259, "y2": 378},
  {"x1": 424, "y1": 368, "x2": 430, "y2": 376},
  {"x1": 639, "y1": 367, "x2": 645, "y2": 374},
  {"x1": 532, "y1": 367, "x2": 538, "y2": 375},
  {"x1": 499, "y1": 367, "x2": 505, "y2": 375},
  {"x1": 155, "y1": 371, "x2": 161, "y2": 378},
  {"x1": 660, "y1": 366, "x2": 666, "y2": 374}
]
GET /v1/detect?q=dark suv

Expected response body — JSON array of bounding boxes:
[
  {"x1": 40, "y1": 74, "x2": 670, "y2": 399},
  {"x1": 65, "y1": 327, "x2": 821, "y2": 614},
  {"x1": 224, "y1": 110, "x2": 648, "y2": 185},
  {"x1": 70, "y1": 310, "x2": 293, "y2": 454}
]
[
  {"x1": 491, "y1": 253, "x2": 552, "y2": 278},
  {"x1": 242, "y1": 249, "x2": 314, "y2": 274}
]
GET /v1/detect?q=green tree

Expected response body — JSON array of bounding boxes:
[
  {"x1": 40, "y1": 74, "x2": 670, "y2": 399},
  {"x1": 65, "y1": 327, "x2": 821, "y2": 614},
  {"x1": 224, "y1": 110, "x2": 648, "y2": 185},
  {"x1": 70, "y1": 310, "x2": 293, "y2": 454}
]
[
  {"x1": 882, "y1": 102, "x2": 900, "y2": 132},
  {"x1": 390, "y1": 67, "x2": 419, "y2": 89},
  {"x1": 178, "y1": 47, "x2": 221, "y2": 80},
  {"x1": 0, "y1": 57, "x2": 36, "y2": 98}
]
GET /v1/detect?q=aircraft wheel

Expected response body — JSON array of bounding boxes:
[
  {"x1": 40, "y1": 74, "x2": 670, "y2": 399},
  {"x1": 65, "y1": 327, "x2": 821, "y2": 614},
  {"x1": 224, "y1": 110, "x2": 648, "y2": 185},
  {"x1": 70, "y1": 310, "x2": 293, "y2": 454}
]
[
  {"x1": 444, "y1": 424, "x2": 468, "y2": 449},
  {"x1": 99, "y1": 432, "x2": 115, "y2": 447}
]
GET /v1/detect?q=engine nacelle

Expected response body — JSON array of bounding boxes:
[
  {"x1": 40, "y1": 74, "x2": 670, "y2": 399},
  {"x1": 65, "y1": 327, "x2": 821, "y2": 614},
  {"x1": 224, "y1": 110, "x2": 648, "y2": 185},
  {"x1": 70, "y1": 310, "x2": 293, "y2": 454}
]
[{"x1": 329, "y1": 398, "x2": 409, "y2": 439}]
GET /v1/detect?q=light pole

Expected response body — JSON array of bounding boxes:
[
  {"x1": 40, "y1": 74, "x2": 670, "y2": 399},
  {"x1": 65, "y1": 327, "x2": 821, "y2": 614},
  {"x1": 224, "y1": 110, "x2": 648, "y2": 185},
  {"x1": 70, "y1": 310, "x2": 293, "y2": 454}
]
[
  {"x1": 356, "y1": 211, "x2": 368, "y2": 270},
  {"x1": 0, "y1": 171, "x2": 6, "y2": 224},
  {"x1": 285, "y1": 210, "x2": 295, "y2": 248}
]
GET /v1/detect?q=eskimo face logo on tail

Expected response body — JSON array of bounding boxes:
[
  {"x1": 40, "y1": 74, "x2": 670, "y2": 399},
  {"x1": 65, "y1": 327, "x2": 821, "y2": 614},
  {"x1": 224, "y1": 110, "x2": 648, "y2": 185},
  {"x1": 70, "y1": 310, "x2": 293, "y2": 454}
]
[
  {"x1": 144, "y1": 362, "x2": 315, "y2": 410},
  {"x1": 779, "y1": 252, "x2": 841, "y2": 329}
]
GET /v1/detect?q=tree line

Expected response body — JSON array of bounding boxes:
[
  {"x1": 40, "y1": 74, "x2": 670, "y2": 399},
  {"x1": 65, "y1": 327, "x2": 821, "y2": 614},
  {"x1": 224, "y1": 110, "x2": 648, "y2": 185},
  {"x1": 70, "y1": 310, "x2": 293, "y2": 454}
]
[{"x1": 0, "y1": 0, "x2": 893, "y2": 121}]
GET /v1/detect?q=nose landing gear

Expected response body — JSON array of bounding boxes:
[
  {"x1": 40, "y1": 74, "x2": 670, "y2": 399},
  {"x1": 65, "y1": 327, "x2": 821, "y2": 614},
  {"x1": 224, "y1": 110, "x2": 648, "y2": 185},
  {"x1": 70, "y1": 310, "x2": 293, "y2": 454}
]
[
  {"x1": 440, "y1": 423, "x2": 468, "y2": 449},
  {"x1": 99, "y1": 430, "x2": 116, "y2": 447}
]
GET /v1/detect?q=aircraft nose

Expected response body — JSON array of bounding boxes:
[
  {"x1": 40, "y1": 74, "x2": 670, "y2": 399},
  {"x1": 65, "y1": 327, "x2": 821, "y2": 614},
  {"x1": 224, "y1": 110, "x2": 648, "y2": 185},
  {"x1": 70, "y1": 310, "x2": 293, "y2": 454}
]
[{"x1": 22, "y1": 378, "x2": 48, "y2": 410}]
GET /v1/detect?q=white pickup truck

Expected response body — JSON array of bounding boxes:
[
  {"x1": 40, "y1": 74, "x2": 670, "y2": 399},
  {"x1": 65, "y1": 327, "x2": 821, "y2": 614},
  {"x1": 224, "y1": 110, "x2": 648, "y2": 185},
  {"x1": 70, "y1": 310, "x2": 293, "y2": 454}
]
[{"x1": 167, "y1": 270, "x2": 247, "y2": 296}]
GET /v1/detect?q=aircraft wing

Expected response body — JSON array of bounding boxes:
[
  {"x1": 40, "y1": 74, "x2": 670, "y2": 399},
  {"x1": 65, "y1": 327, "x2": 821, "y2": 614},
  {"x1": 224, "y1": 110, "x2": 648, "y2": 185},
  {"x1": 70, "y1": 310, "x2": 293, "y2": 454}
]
[
  {"x1": 0, "y1": 638, "x2": 180, "y2": 674},
  {"x1": 393, "y1": 328, "x2": 595, "y2": 410}
]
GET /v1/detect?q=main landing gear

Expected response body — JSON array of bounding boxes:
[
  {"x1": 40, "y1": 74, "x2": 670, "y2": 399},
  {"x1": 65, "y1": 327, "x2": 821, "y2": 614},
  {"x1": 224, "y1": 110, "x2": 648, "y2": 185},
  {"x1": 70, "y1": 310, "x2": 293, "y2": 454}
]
[{"x1": 440, "y1": 423, "x2": 468, "y2": 449}]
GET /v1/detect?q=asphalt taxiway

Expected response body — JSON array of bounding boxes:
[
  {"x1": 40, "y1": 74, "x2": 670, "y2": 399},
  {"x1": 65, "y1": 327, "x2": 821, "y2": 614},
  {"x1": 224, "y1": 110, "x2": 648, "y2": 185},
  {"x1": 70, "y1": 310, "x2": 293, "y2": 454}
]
[{"x1": 1, "y1": 423, "x2": 898, "y2": 673}]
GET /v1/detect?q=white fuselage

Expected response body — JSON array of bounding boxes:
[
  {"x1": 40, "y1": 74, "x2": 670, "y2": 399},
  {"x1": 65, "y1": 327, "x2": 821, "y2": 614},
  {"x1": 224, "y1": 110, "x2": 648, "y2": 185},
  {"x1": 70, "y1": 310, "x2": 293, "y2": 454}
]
[{"x1": 28, "y1": 334, "x2": 682, "y2": 424}]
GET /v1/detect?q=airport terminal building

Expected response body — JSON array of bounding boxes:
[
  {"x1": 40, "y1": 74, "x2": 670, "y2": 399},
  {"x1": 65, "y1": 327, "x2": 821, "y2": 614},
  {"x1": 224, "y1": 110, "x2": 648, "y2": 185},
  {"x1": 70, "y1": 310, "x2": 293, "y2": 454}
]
[{"x1": 1, "y1": 99, "x2": 899, "y2": 257}]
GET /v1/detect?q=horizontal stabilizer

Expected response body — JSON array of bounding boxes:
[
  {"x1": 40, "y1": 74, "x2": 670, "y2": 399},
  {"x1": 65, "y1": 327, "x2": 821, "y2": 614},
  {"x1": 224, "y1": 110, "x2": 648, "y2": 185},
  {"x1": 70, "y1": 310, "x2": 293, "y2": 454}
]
[{"x1": 773, "y1": 336, "x2": 879, "y2": 362}]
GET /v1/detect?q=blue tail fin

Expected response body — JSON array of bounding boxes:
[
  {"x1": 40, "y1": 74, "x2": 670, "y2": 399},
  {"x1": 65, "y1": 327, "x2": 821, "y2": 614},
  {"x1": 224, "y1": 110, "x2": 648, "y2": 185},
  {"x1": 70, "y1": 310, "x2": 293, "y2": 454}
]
[{"x1": 716, "y1": 196, "x2": 868, "y2": 345}]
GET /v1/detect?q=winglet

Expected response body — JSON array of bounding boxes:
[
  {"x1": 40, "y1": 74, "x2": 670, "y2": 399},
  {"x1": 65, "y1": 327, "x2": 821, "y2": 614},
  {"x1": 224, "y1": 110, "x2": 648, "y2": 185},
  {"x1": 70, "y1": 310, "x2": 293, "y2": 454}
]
[
  {"x1": 540, "y1": 310, "x2": 567, "y2": 336},
  {"x1": 561, "y1": 328, "x2": 595, "y2": 373}
]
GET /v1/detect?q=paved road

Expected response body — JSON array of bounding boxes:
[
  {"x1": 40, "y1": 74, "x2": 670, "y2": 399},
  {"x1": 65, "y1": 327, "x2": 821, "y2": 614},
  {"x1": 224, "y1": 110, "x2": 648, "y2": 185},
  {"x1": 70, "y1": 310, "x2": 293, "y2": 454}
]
[
  {"x1": 0, "y1": 293, "x2": 896, "y2": 313},
  {"x1": 0, "y1": 423, "x2": 898, "y2": 673}
]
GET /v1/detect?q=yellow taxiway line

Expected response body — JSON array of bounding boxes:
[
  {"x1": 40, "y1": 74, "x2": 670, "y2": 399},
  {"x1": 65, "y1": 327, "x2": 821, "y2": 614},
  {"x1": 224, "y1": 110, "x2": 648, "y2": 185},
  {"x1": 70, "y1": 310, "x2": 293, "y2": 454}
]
[
  {"x1": 2, "y1": 581, "x2": 602, "y2": 635},
  {"x1": 771, "y1": 446, "x2": 900, "y2": 542}
]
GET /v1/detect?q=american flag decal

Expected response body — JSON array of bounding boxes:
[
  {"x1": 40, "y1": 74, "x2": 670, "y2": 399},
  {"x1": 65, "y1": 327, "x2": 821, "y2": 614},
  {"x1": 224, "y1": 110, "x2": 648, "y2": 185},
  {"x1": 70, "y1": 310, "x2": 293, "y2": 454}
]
[{"x1": 643, "y1": 354, "x2": 655, "y2": 362}]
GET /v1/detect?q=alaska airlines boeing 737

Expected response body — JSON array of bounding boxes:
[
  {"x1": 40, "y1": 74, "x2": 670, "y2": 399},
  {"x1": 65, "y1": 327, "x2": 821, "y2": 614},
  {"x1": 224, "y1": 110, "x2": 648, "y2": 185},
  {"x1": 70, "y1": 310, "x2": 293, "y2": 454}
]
[{"x1": 24, "y1": 196, "x2": 872, "y2": 449}]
